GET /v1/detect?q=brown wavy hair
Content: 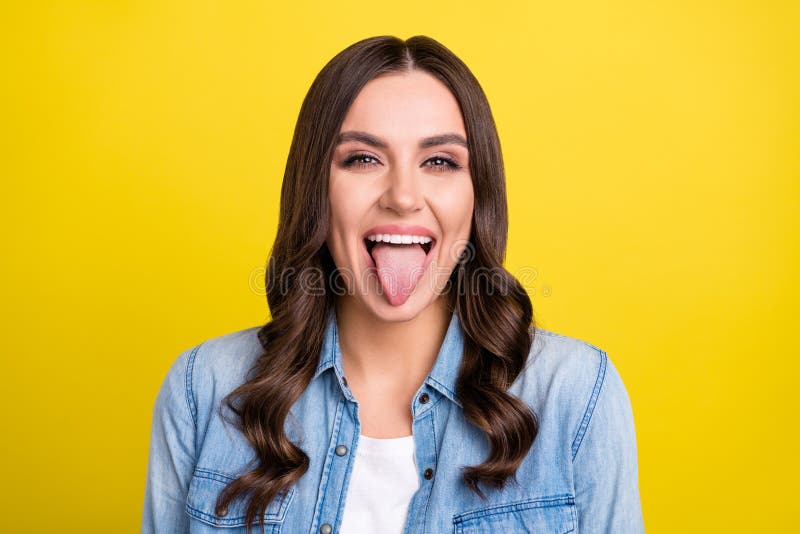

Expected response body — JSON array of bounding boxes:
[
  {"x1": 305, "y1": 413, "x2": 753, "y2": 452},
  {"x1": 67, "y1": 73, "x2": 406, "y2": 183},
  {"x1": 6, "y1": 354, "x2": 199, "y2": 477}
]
[{"x1": 216, "y1": 34, "x2": 539, "y2": 533}]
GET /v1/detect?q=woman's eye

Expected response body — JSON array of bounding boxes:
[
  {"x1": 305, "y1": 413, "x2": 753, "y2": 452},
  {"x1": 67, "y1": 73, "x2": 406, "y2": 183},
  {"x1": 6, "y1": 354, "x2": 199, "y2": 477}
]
[
  {"x1": 342, "y1": 153, "x2": 380, "y2": 168},
  {"x1": 425, "y1": 156, "x2": 461, "y2": 172},
  {"x1": 341, "y1": 153, "x2": 462, "y2": 172}
]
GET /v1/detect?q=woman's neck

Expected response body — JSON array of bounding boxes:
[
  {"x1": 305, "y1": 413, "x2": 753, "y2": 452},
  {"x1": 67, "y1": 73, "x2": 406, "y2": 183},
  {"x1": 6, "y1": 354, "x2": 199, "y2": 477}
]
[{"x1": 335, "y1": 296, "x2": 453, "y2": 404}]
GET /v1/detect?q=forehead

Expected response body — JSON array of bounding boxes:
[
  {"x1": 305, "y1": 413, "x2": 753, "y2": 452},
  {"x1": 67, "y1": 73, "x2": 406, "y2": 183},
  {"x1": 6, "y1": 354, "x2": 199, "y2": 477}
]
[{"x1": 339, "y1": 70, "x2": 466, "y2": 143}]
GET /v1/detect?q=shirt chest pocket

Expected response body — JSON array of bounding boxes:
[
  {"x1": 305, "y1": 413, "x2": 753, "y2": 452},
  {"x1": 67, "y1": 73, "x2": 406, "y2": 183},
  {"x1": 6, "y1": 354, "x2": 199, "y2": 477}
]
[
  {"x1": 186, "y1": 467, "x2": 295, "y2": 532},
  {"x1": 452, "y1": 495, "x2": 576, "y2": 534}
]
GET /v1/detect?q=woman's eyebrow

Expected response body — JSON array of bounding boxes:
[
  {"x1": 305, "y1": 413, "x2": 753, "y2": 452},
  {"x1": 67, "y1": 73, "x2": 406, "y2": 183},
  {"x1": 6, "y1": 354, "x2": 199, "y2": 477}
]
[
  {"x1": 336, "y1": 131, "x2": 468, "y2": 149},
  {"x1": 419, "y1": 133, "x2": 468, "y2": 149}
]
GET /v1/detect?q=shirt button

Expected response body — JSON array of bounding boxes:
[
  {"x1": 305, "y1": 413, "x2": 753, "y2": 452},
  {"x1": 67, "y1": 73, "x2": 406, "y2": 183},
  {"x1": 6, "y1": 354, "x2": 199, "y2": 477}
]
[
  {"x1": 335, "y1": 444, "x2": 348, "y2": 456},
  {"x1": 424, "y1": 467, "x2": 434, "y2": 479},
  {"x1": 419, "y1": 392, "x2": 429, "y2": 404},
  {"x1": 320, "y1": 524, "x2": 332, "y2": 534}
]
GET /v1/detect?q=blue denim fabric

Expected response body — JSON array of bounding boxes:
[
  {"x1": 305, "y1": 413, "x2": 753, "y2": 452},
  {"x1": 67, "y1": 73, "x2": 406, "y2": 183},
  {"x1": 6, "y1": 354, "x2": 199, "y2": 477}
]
[{"x1": 142, "y1": 309, "x2": 644, "y2": 533}]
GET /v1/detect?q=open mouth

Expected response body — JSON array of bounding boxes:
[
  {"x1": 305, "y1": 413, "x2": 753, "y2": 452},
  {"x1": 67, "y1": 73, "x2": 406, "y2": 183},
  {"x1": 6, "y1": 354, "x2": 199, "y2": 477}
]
[
  {"x1": 361, "y1": 234, "x2": 437, "y2": 305},
  {"x1": 364, "y1": 237, "x2": 434, "y2": 267}
]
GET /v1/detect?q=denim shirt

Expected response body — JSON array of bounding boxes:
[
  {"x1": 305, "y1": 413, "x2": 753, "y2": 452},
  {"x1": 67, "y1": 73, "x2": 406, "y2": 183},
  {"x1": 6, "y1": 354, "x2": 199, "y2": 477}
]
[{"x1": 142, "y1": 310, "x2": 644, "y2": 533}]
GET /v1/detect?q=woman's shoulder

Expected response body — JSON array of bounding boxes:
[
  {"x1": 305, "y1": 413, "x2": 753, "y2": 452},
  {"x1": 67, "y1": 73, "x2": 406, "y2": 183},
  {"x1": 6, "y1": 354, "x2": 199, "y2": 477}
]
[
  {"x1": 510, "y1": 325, "x2": 635, "y2": 455},
  {"x1": 523, "y1": 326, "x2": 613, "y2": 392},
  {"x1": 188, "y1": 324, "x2": 264, "y2": 388},
  {"x1": 154, "y1": 325, "x2": 264, "y2": 424}
]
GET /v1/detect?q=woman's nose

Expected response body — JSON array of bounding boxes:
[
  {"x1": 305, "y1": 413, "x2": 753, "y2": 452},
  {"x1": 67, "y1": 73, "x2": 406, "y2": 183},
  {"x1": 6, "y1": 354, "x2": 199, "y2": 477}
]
[{"x1": 379, "y1": 164, "x2": 424, "y2": 214}]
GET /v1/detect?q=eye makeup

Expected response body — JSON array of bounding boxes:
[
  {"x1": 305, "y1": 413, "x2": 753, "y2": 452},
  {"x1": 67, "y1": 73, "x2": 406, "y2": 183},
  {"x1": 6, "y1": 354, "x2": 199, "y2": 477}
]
[{"x1": 340, "y1": 152, "x2": 463, "y2": 172}]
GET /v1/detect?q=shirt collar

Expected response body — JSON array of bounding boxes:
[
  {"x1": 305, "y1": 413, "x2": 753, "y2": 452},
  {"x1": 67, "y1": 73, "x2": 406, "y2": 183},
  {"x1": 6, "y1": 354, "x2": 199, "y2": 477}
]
[{"x1": 314, "y1": 307, "x2": 464, "y2": 407}]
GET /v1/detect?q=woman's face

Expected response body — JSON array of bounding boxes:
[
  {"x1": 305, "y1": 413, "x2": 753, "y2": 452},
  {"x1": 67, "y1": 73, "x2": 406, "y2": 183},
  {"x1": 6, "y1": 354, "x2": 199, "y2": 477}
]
[{"x1": 327, "y1": 69, "x2": 474, "y2": 322}]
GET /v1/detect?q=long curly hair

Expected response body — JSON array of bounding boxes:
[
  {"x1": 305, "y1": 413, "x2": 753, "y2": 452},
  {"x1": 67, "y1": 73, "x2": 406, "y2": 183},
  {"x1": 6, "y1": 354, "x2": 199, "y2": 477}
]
[{"x1": 216, "y1": 34, "x2": 539, "y2": 533}]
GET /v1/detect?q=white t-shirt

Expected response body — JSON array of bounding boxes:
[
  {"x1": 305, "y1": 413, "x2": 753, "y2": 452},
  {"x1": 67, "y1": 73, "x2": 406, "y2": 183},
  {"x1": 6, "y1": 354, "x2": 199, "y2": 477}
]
[{"x1": 339, "y1": 433, "x2": 420, "y2": 533}]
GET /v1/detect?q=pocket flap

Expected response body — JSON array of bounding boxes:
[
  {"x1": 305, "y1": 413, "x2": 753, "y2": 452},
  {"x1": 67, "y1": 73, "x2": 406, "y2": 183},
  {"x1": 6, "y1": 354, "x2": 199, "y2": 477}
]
[
  {"x1": 186, "y1": 467, "x2": 295, "y2": 528},
  {"x1": 453, "y1": 494, "x2": 576, "y2": 534}
]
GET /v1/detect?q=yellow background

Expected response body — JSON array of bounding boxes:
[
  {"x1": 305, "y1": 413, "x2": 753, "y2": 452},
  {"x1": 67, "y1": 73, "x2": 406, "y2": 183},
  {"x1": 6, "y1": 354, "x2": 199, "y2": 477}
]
[{"x1": 2, "y1": 1, "x2": 797, "y2": 532}]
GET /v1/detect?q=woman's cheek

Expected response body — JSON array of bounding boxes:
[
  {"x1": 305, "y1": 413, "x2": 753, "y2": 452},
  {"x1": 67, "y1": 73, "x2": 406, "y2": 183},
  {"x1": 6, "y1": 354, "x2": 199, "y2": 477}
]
[{"x1": 437, "y1": 181, "x2": 474, "y2": 230}]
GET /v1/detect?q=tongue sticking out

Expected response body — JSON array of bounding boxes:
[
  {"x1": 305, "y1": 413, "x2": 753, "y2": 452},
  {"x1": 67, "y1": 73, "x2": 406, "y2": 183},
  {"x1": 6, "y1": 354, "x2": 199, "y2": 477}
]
[{"x1": 370, "y1": 242, "x2": 428, "y2": 306}]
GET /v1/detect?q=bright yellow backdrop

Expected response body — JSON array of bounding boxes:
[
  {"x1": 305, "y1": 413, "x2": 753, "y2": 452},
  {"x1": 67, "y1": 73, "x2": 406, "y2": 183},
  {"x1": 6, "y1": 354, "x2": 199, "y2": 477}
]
[{"x1": 2, "y1": 1, "x2": 797, "y2": 532}]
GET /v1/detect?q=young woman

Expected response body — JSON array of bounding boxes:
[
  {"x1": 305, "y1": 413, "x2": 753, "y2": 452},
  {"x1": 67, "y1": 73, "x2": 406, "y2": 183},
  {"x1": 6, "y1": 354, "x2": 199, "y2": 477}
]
[{"x1": 142, "y1": 35, "x2": 644, "y2": 534}]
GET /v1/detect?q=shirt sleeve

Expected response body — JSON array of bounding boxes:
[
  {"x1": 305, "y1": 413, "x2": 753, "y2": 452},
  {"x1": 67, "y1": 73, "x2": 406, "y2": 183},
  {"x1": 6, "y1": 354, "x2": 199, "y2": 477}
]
[
  {"x1": 141, "y1": 345, "x2": 200, "y2": 534},
  {"x1": 572, "y1": 351, "x2": 645, "y2": 533}
]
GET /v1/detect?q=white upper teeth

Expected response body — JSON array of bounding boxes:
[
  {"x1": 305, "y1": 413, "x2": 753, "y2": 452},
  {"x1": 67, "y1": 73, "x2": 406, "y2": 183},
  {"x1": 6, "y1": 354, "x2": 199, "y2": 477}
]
[{"x1": 366, "y1": 234, "x2": 433, "y2": 244}]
